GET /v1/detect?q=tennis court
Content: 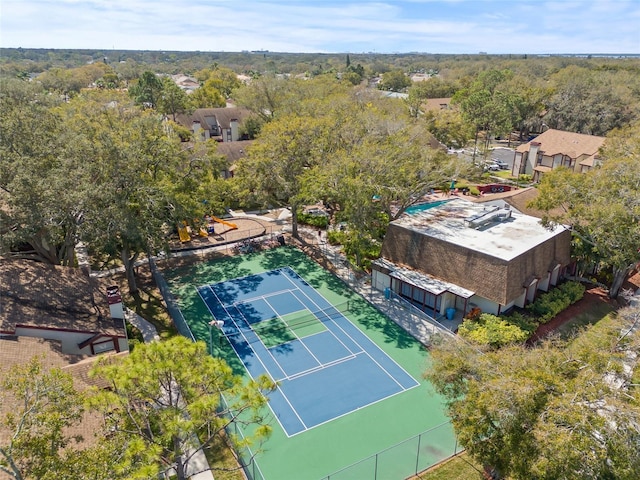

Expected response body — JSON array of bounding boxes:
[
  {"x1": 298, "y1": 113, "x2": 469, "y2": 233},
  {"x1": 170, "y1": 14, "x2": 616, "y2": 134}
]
[
  {"x1": 198, "y1": 267, "x2": 419, "y2": 436},
  {"x1": 165, "y1": 247, "x2": 456, "y2": 479}
]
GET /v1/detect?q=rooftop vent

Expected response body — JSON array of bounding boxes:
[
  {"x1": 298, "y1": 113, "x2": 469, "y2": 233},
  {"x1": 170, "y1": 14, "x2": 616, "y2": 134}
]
[{"x1": 465, "y1": 206, "x2": 512, "y2": 229}]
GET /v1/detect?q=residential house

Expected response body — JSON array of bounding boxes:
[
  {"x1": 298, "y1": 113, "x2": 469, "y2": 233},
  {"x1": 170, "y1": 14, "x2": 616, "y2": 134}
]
[
  {"x1": 174, "y1": 107, "x2": 252, "y2": 142},
  {"x1": 216, "y1": 140, "x2": 253, "y2": 178},
  {"x1": 0, "y1": 259, "x2": 128, "y2": 355},
  {"x1": 170, "y1": 74, "x2": 200, "y2": 93},
  {"x1": 512, "y1": 128, "x2": 605, "y2": 182},
  {"x1": 372, "y1": 198, "x2": 571, "y2": 321}
]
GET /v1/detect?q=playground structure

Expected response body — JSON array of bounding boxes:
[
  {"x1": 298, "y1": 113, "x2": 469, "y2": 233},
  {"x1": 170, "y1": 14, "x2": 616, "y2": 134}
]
[
  {"x1": 209, "y1": 216, "x2": 238, "y2": 232},
  {"x1": 178, "y1": 224, "x2": 191, "y2": 243},
  {"x1": 178, "y1": 216, "x2": 239, "y2": 244}
]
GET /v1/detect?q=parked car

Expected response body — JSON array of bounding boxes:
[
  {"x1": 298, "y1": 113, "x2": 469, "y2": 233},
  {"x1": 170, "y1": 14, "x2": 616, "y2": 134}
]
[
  {"x1": 484, "y1": 162, "x2": 501, "y2": 172},
  {"x1": 491, "y1": 158, "x2": 509, "y2": 170}
]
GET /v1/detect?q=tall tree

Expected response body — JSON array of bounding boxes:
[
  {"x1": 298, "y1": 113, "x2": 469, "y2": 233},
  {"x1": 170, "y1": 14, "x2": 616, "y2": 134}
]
[
  {"x1": 453, "y1": 69, "x2": 517, "y2": 157},
  {"x1": 0, "y1": 358, "x2": 84, "y2": 480},
  {"x1": 90, "y1": 336, "x2": 275, "y2": 480},
  {"x1": 187, "y1": 77, "x2": 226, "y2": 108},
  {"x1": 426, "y1": 304, "x2": 640, "y2": 479},
  {"x1": 544, "y1": 66, "x2": 633, "y2": 136},
  {"x1": 235, "y1": 113, "x2": 335, "y2": 239},
  {"x1": 378, "y1": 69, "x2": 411, "y2": 92},
  {"x1": 61, "y1": 91, "x2": 216, "y2": 293},
  {"x1": 158, "y1": 77, "x2": 190, "y2": 121},
  {"x1": 0, "y1": 78, "x2": 84, "y2": 265},
  {"x1": 128, "y1": 71, "x2": 163, "y2": 109}
]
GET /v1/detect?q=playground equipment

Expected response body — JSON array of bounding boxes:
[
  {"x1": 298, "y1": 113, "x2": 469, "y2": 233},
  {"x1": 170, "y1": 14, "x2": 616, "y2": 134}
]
[
  {"x1": 210, "y1": 216, "x2": 238, "y2": 231},
  {"x1": 178, "y1": 225, "x2": 191, "y2": 242}
]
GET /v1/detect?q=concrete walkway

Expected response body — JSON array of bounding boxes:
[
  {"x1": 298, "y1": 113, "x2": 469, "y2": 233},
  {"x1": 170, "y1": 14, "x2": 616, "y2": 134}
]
[
  {"x1": 298, "y1": 226, "x2": 456, "y2": 346},
  {"x1": 124, "y1": 308, "x2": 160, "y2": 343}
]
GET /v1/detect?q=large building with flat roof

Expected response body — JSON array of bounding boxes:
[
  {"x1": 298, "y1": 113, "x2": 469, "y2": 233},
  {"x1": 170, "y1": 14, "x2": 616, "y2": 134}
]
[{"x1": 372, "y1": 198, "x2": 571, "y2": 320}]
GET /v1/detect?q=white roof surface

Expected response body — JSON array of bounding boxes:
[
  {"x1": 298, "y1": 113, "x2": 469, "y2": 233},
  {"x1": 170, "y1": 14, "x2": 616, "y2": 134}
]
[{"x1": 394, "y1": 198, "x2": 568, "y2": 262}]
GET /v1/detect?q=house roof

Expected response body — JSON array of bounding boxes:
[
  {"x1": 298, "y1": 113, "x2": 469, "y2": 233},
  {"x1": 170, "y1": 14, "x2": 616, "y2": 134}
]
[
  {"x1": 217, "y1": 140, "x2": 253, "y2": 163},
  {"x1": 391, "y1": 198, "x2": 566, "y2": 262},
  {"x1": 486, "y1": 187, "x2": 563, "y2": 219},
  {"x1": 422, "y1": 97, "x2": 452, "y2": 111},
  {"x1": 0, "y1": 336, "x2": 124, "y2": 448},
  {"x1": 174, "y1": 107, "x2": 252, "y2": 133},
  {"x1": 516, "y1": 128, "x2": 605, "y2": 159},
  {"x1": 0, "y1": 259, "x2": 125, "y2": 337}
]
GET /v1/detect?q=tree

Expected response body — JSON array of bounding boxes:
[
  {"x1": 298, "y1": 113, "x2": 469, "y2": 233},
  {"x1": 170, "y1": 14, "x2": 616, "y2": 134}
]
[
  {"x1": 422, "y1": 108, "x2": 474, "y2": 149},
  {"x1": 426, "y1": 304, "x2": 640, "y2": 479},
  {"x1": 187, "y1": 77, "x2": 226, "y2": 108},
  {"x1": 60, "y1": 91, "x2": 218, "y2": 294},
  {"x1": 233, "y1": 74, "x2": 293, "y2": 122},
  {"x1": 543, "y1": 66, "x2": 633, "y2": 136},
  {"x1": 453, "y1": 69, "x2": 517, "y2": 157},
  {"x1": 378, "y1": 69, "x2": 411, "y2": 92},
  {"x1": 89, "y1": 336, "x2": 276, "y2": 480},
  {"x1": 405, "y1": 77, "x2": 459, "y2": 117},
  {"x1": 194, "y1": 66, "x2": 241, "y2": 99},
  {"x1": 128, "y1": 71, "x2": 163, "y2": 108},
  {"x1": 0, "y1": 358, "x2": 84, "y2": 480},
  {"x1": 0, "y1": 78, "x2": 83, "y2": 265},
  {"x1": 234, "y1": 113, "x2": 335, "y2": 239},
  {"x1": 158, "y1": 77, "x2": 190, "y2": 121},
  {"x1": 530, "y1": 123, "x2": 640, "y2": 298}
]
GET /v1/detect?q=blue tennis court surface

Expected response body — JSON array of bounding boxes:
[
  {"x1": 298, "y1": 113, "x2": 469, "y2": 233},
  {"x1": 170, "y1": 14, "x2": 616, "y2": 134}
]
[{"x1": 198, "y1": 267, "x2": 419, "y2": 436}]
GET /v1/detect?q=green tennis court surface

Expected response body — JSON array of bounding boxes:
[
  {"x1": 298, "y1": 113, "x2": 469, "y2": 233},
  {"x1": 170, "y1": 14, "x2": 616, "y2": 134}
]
[{"x1": 164, "y1": 246, "x2": 456, "y2": 479}]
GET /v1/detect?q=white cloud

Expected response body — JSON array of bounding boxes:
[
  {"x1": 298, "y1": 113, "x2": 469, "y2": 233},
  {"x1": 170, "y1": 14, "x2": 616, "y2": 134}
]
[{"x1": 1, "y1": 0, "x2": 638, "y2": 54}]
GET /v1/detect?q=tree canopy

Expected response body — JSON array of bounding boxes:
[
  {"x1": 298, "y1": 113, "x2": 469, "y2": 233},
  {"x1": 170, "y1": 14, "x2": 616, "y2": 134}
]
[
  {"x1": 426, "y1": 304, "x2": 640, "y2": 479},
  {"x1": 89, "y1": 336, "x2": 275, "y2": 480}
]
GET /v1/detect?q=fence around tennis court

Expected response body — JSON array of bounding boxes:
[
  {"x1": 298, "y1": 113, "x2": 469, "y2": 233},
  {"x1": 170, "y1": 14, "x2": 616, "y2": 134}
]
[
  {"x1": 320, "y1": 420, "x2": 460, "y2": 480},
  {"x1": 151, "y1": 245, "x2": 461, "y2": 480},
  {"x1": 149, "y1": 256, "x2": 196, "y2": 341}
]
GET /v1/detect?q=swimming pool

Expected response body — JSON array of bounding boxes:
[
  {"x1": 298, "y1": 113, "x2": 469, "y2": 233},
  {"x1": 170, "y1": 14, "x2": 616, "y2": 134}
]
[{"x1": 405, "y1": 199, "x2": 451, "y2": 214}]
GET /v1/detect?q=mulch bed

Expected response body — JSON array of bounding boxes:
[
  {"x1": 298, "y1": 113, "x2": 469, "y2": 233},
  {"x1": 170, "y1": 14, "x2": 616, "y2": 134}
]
[{"x1": 528, "y1": 271, "x2": 640, "y2": 344}]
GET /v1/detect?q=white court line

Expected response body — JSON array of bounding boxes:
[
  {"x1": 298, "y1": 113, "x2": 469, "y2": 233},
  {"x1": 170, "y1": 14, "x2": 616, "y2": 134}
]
[
  {"x1": 282, "y1": 267, "x2": 416, "y2": 391},
  {"x1": 204, "y1": 285, "x2": 308, "y2": 435}
]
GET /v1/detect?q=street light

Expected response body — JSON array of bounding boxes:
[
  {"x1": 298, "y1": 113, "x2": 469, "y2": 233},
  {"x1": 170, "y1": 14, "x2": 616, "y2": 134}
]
[{"x1": 208, "y1": 319, "x2": 224, "y2": 356}]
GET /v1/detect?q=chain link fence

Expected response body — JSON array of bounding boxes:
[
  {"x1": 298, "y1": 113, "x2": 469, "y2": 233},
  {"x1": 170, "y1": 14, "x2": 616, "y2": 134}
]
[{"x1": 320, "y1": 421, "x2": 459, "y2": 480}]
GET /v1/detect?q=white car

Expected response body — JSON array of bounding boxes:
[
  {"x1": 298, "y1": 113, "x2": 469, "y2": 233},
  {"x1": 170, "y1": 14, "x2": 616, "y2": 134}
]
[{"x1": 491, "y1": 158, "x2": 509, "y2": 170}]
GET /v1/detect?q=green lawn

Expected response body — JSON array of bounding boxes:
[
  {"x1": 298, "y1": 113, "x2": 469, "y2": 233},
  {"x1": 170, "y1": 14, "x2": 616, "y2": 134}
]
[
  {"x1": 412, "y1": 453, "x2": 485, "y2": 480},
  {"x1": 556, "y1": 301, "x2": 616, "y2": 340}
]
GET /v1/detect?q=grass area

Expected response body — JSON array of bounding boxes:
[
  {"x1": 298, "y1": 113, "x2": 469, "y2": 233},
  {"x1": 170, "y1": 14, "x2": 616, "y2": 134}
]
[
  {"x1": 202, "y1": 433, "x2": 245, "y2": 480},
  {"x1": 412, "y1": 453, "x2": 485, "y2": 480},
  {"x1": 555, "y1": 301, "x2": 616, "y2": 340}
]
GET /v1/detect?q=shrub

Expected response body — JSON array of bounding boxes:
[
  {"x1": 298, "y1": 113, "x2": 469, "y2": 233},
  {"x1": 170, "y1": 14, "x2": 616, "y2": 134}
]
[
  {"x1": 503, "y1": 310, "x2": 538, "y2": 334},
  {"x1": 526, "y1": 281, "x2": 585, "y2": 324},
  {"x1": 297, "y1": 211, "x2": 328, "y2": 228},
  {"x1": 326, "y1": 230, "x2": 346, "y2": 245},
  {"x1": 458, "y1": 313, "x2": 528, "y2": 348},
  {"x1": 469, "y1": 186, "x2": 481, "y2": 196}
]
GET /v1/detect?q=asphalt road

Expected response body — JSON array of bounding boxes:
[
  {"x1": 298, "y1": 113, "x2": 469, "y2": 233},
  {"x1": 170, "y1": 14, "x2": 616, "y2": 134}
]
[{"x1": 489, "y1": 147, "x2": 516, "y2": 170}]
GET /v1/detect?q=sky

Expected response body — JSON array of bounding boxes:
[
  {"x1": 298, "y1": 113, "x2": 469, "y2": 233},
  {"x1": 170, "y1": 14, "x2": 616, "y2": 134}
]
[{"x1": 2, "y1": 0, "x2": 639, "y2": 55}]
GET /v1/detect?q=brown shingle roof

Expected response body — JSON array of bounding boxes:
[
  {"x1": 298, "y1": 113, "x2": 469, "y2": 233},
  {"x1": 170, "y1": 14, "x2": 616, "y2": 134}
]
[
  {"x1": 516, "y1": 128, "x2": 605, "y2": 158},
  {"x1": 217, "y1": 140, "x2": 253, "y2": 163},
  {"x1": 422, "y1": 97, "x2": 452, "y2": 111},
  {"x1": 0, "y1": 336, "x2": 124, "y2": 448},
  {"x1": 174, "y1": 107, "x2": 252, "y2": 133},
  {"x1": 0, "y1": 258, "x2": 124, "y2": 337}
]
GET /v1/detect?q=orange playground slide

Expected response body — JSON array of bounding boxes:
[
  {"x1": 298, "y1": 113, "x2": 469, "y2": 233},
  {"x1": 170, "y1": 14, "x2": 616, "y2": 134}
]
[{"x1": 211, "y1": 216, "x2": 238, "y2": 230}]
